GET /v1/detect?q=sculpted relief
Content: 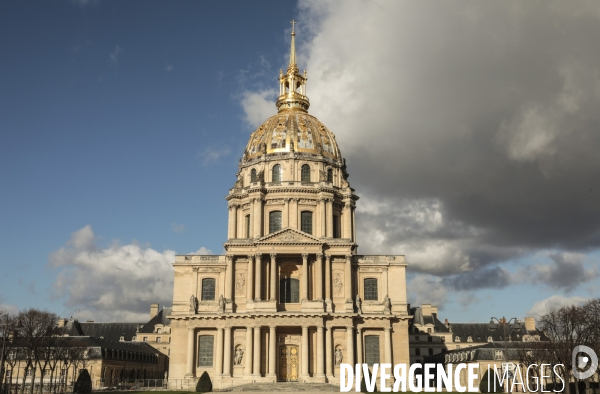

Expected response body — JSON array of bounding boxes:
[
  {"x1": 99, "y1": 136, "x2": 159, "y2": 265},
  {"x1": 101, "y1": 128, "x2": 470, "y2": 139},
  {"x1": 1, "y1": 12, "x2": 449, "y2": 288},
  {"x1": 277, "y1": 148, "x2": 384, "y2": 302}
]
[
  {"x1": 235, "y1": 273, "x2": 246, "y2": 296},
  {"x1": 333, "y1": 273, "x2": 343, "y2": 296}
]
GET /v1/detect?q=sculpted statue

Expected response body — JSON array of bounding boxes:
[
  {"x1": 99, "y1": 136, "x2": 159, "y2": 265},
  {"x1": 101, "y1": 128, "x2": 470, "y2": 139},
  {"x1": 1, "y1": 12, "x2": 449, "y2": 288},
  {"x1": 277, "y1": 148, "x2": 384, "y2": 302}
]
[
  {"x1": 189, "y1": 294, "x2": 198, "y2": 314},
  {"x1": 383, "y1": 294, "x2": 391, "y2": 315},
  {"x1": 218, "y1": 294, "x2": 225, "y2": 313},
  {"x1": 355, "y1": 295, "x2": 362, "y2": 314},
  {"x1": 234, "y1": 348, "x2": 244, "y2": 365},
  {"x1": 335, "y1": 348, "x2": 343, "y2": 365}
]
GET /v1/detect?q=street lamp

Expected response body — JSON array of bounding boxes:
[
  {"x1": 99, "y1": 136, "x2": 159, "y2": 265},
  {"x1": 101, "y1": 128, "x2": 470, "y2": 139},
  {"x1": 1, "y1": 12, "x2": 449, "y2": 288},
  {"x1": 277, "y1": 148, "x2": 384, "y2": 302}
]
[{"x1": 488, "y1": 316, "x2": 522, "y2": 393}]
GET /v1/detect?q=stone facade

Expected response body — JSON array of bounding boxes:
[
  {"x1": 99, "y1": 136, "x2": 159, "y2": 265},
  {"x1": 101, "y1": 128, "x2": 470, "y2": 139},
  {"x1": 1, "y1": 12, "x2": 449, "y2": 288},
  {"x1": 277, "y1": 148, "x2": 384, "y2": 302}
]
[{"x1": 166, "y1": 26, "x2": 411, "y2": 390}]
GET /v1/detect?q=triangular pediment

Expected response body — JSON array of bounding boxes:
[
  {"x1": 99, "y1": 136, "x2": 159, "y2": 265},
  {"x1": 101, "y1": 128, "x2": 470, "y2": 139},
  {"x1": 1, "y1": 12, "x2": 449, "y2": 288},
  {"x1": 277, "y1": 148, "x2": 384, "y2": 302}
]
[{"x1": 255, "y1": 227, "x2": 323, "y2": 245}]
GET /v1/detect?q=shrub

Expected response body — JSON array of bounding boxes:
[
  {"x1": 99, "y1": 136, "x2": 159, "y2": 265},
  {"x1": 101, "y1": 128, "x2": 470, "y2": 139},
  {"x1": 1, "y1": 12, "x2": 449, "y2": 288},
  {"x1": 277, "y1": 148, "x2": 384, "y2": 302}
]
[
  {"x1": 196, "y1": 371, "x2": 212, "y2": 393},
  {"x1": 74, "y1": 369, "x2": 92, "y2": 394}
]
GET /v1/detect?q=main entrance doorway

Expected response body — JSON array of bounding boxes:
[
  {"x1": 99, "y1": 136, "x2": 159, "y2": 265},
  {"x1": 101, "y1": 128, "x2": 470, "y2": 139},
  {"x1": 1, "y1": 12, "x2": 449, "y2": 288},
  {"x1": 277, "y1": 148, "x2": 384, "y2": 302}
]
[{"x1": 278, "y1": 345, "x2": 299, "y2": 381}]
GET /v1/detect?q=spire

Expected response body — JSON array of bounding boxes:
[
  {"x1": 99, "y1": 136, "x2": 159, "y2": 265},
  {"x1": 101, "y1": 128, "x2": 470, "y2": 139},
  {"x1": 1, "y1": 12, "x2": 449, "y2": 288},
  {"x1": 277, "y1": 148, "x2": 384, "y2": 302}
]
[
  {"x1": 289, "y1": 19, "x2": 297, "y2": 66},
  {"x1": 276, "y1": 20, "x2": 309, "y2": 112}
]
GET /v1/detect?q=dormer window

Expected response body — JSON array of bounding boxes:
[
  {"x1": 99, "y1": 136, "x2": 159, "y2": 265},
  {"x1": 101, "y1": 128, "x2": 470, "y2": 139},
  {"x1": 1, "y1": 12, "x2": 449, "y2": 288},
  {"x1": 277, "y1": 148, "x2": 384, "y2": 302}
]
[
  {"x1": 301, "y1": 164, "x2": 310, "y2": 182},
  {"x1": 455, "y1": 336, "x2": 461, "y2": 342}
]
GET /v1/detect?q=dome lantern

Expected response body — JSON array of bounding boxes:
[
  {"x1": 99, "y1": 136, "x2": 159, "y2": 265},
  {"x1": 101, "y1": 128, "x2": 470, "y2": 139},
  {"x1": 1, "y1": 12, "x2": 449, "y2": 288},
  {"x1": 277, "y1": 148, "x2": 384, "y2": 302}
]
[{"x1": 276, "y1": 20, "x2": 310, "y2": 113}]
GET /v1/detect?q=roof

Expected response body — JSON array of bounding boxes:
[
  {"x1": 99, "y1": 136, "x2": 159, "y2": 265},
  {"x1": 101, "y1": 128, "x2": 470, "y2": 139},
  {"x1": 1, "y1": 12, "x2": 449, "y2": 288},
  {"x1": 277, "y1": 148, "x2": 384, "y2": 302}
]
[
  {"x1": 426, "y1": 341, "x2": 548, "y2": 364},
  {"x1": 139, "y1": 307, "x2": 172, "y2": 333},
  {"x1": 448, "y1": 323, "x2": 545, "y2": 342},
  {"x1": 410, "y1": 307, "x2": 450, "y2": 333},
  {"x1": 63, "y1": 320, "x2": 143, "y2": 341}
]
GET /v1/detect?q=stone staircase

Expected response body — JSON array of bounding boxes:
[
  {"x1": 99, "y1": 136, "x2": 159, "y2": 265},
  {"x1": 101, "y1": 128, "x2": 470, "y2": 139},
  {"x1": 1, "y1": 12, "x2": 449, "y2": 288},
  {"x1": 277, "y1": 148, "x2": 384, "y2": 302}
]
[{"x1": 226, "y1": 382, "x2": 340, "y2": 392}]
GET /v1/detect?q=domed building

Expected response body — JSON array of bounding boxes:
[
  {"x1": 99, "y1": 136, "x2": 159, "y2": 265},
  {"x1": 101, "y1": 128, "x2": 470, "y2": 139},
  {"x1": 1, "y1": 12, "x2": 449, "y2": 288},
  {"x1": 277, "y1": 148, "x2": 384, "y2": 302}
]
[{"x1": 168, "y1": 25, "x2": 410, "y2": 390}]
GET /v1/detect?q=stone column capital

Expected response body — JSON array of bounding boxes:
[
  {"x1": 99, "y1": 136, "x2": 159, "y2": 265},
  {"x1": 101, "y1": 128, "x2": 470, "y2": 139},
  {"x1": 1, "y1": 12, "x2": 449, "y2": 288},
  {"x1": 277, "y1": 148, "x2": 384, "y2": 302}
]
[
  {"x1": 325, "y1": 254, "x2": 331, "y2": 262},
  {"x1": 192, "y1": 267, "x2": 200, "y2": 272},
  {"x1": 247, "y1": 255, "x2": 254, "y2": 261},
  {"x1": 255, "y1": 253, "x2": 262, "y2": 259},
  {"x1": 226, "y1": 255, "x2": 234, "y2": 261},
  {"x1": 316, "y1": 253, "x2": 323, "y2": 259},
  {"x1": 269, "y1": 253, "x2": 277, "y2": 260},
  {"x1": 384, "y1": 326, "x2": 391, "y2": 332},
  {"x1": 302, "y1": 253, "x2": 309, "y2": 260},
  {"x1": 345, "y1": 255, "x2": 352, "y2": 261}
]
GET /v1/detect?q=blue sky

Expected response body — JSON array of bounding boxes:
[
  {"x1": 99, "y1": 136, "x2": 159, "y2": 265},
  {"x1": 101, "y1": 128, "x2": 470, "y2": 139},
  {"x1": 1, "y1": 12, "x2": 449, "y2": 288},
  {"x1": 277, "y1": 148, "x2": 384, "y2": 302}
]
[{"x1": 1, "y1": 0, "x2": 599, "y2": 323}]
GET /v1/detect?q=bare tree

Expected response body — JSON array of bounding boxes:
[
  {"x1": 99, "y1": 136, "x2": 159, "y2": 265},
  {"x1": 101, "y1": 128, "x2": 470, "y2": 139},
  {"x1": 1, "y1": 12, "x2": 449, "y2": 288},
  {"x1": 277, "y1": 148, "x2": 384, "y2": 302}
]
[{"x1": 0, "y1": 312, "x2": 18, "y2": 394}]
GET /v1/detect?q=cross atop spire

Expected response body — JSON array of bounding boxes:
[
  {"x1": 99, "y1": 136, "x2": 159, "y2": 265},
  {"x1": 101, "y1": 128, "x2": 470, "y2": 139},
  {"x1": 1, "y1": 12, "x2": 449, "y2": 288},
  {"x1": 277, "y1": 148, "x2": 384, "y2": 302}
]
[{"x1": 289, "y1": 19, "x2": 297, "y2": 67}]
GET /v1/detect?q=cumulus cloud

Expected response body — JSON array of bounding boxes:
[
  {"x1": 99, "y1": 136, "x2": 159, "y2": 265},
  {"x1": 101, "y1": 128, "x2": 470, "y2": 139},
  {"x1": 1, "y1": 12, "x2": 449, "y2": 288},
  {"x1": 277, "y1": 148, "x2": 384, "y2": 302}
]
[
  {"x1": 0, "y1": 303, "x2": 20, "y2": 316},
  {"x1": 240, "y1": 89, "x2": 277, "y2": 129},
  {"x1": 407, "y1": 274, "x2": 450, "y2": 309},
  {"x1": 49, "y1": 225, "x2": 201, "y2": 322},
  {"x1": 528, "y1": 252, "x2": 597, "y2": 292},
  {"x1": 527, "y1": 294, "x2": 589, "y2": 320}
]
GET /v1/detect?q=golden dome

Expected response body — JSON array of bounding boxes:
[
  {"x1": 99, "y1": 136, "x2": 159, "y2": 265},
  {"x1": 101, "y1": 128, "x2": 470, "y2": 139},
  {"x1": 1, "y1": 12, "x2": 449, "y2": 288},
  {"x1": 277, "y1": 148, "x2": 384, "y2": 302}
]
[
  {"x1": 243, "y1": 21, "x2": 341, "y2": 162},
  {"x1": 243, "y1": 112, "x2": 341, "y2": 160}
]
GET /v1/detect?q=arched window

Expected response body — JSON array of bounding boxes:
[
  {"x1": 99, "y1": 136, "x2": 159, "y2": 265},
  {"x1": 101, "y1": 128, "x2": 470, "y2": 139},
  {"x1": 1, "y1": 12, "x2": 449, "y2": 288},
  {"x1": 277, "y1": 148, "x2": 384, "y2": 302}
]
[
  {"x1": 327, "y1": 168, "x2": 333, "y2": 182},
  {"x1": 279, "y1": 278, "x2": 300, "y2": 303},
  {"x1": 363, "y1": 278, "x2": 378, "y2": 301},
  {"x1": 269, "y1": 211, "x2": 282, "y2": 233},
  {"x1": 250, "y1": 169, "x2": 257, "y2": 182},
  {"x1": 197, "y1": 335, "x2": 214, "y2": 367},
  {"x1": 365, "y1": 336, "x2": 380, "y2": 366},
  {"x1": 301, "y1": 164, "x2": 311, "y2": 182},
  {"x1": 201, "y1": 278, "x2": 216, "y2": 301},
  {"x1": 300, "y1": 211, "x2": 313, "y2": 234},
  {"x1": 272, "y1": 164, "x2": 282, "y2": 182},
  {"x1": 415, "y1": 348, "x2": 421, "y2": 356}
]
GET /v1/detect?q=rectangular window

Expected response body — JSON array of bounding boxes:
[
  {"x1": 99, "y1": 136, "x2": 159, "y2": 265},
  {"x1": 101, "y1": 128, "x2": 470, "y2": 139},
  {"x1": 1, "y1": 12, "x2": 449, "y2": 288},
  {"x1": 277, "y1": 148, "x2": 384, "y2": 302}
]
[
  {"x1": 198, "y1": 335, "x2": 214, "y2": 367},
  {"x1": 156, "y1": 337, "x2": 161, "y2": 343},
  {"x1": 5, "y1": 370, "x2": 11, "y2": 379},
  {"x1": 269, "y1": 211, "x2": 282, "y2": 233},
  {"x1": 333, "y1": 215, "x2": 340, "y2": 238},
  {"x1": 245, "y1": 215, "x2": 250, "y2": 238},
  {"x1": 143, "y1": 337, "x2": 148, "y2": 342},
  {"x1": 365, "y1": 336, "x2": 380, "y2": 366},
  {"x1": 494, "y1": 350, "x2": 504, "y2": 360},
  {"x1": 301, "y1": 211, "x2": 312, "y2": 234},
  {"x1": 363, "y1": 278, "x2": 378, "y2": 301},
  {"x1": 202, "y1": 278, "x2": 216, "y2": 301}
]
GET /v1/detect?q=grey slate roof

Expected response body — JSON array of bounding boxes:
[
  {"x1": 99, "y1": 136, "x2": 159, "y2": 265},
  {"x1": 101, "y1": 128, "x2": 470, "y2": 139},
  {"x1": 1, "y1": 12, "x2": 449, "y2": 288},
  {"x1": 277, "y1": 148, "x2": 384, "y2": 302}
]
[
  {"x1": 139, "y1": 307, "x2": 172, "y2": 334},
  {"x1": 410, "y1": 307, "x2": 450, "y2": 333},
  {"x1": 63, "y1": 320, "x2": 143, "y2": 341},
  {"x1": 448, "y1": 323, "x2": 545, "y2": 342}
]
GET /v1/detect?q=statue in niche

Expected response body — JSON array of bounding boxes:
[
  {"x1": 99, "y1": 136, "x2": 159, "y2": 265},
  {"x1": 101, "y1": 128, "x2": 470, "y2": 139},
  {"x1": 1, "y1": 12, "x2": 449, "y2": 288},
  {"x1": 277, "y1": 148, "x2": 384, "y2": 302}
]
[
  {"x1": 234, "y1": 347, "x2": 244, "y2": 365},
  {"x1": 335, "y1": 347, "x2": 343, "y2": 365},
  {"x1": 383, "y1": 294, "x2": 391, "y2": 314},
  {"x1": 189, "y1": 294, "x2": 198, "y2": 314},
  {"x1": 355, "y1": 295, "x2": 362, "y2": 314},
  {"x1": 218, "y1": 294, "x2": 225, "y2": 313}
]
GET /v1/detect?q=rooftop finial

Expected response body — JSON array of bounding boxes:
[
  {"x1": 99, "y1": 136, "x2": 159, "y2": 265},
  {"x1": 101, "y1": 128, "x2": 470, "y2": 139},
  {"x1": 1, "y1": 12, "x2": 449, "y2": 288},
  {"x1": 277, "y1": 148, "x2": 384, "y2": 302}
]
[{"x1": 289, "y1": 19, "x2": 297, "y2": 66}]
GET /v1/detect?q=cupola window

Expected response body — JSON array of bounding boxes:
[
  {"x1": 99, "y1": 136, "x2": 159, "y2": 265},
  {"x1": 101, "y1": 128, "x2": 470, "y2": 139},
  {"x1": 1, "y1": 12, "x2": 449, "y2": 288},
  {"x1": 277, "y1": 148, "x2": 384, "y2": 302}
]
[
  {"x1": 301, "y1": 164, "x2": 311, "y2": 182},
  {"x1": 250, "y1": 169, "x2": 257, "y2": 182},
  {"x1": 300, "y1": 211, "x2": 313, "y2": 234},
  {"x1": 272, "y1": 164, "x2": 282, "y2": 182},
  {"x1": 327, "y1": 168, "x2": 333, "y2": 182},
  {"x1": 269, "y1": 211, "x2": 282, "y2": 233}
]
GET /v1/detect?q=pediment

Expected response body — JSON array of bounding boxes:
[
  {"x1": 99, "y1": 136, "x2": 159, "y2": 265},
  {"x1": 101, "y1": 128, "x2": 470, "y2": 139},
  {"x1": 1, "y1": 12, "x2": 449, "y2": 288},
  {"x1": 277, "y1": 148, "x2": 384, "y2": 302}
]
[{"x1": 255, "y1": 227, "x2": 323, "y2": 245}]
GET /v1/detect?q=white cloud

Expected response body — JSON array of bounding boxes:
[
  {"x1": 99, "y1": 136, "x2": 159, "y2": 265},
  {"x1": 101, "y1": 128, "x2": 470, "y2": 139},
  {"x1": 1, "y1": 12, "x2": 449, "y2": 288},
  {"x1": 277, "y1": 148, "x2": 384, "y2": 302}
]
[
  {"x1": 407, "y1": 274, "x2": 451, "y2": 309},
  {"x1": 527, "y1": 252, "x2": 598, "y2": 292},
  {"x1": 109, "y1": 45, "x2": 122, "y2": 65},
  {"x1": 197, "y1": 146, "x2": 231, "y2": 166},
  {"x1": 171, "y1": 223, "x2": 185, "y2": 233},
  {"x1": 527, "y1": 294, "x2": 589, "y2": 321},
  {"x1": 49, "y1": 225, "x2": 181, "y2": 322},
  {"x1": 192, "y1": 247, "x2": 212, "y2": 255},
  {"x1": 0, "y1": 303, "x2": 20, "y2": 316},
  {"x1": 240, "y1": 89, "x2": 277, "y2": 129}
]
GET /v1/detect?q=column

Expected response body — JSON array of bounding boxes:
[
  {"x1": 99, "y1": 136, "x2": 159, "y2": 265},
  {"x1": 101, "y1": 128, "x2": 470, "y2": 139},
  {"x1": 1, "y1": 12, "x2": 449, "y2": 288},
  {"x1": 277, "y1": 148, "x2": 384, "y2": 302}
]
[
  {"x1": 316, "y1": 253, "x2": 323, "y2": 301},
  {"x1": 283, "y1": 198, "x2": 289, "y2": 228},
  {"x1": 352, "y1": 207, "x2": 356, "y2": 242},
  {"x1": 254, "y1": 254, "x2": 262, "y2": 301},
  {"x1": 345, "y1": 255, "x2": 352, "y2": 302},
  {"x1": 301, "y1": 253, "x2": 309, "y2": 301},
  {"x1": 342, "y1": 202, "x2": 351, "y2": 239},
  {"x1": 252, "y1": 327, "x2": 261, "y2": 377},
  {"x1": 223, "y1": 327, "x2": 232, "y2": 376},
  {"x1": 290, "y1": 198, "x2": 299, "y2": 228},
  {"x1": 356, "y1": 328, "x2": 363, "y2": 365},
  {"x1": 326, "y1": 199, "x2": 333, "y2": 238},
  {"x1": 185, "y1": 328, "x2": 195, "y2": 377},
  {"x1": 245, "y1": 327, "x2": 253, "y2": 376},
  {"x1": 325, "y1": 255, "x2": 331, "y2": 302},
  {"x1": 382, "y1": 267, "x2": 389, "y2": 302},
  {"x1": 253, "y1": 198, "x2": 263, "y2": 238},
  {"x1": 226, "y1": 255, "x2": 233, "y2": 300},
  {"x1": 384, "y1": 327, "x2": 392, "y2": 364},
  {"x1": 250, "y1": 199, "x2": 255, "y2": 238},
  {"x1": 268, "y1": 326, "x2": 277, "y2": 378},
  {"x1": 320, "y1": 199, "x2": 326, "y2": 237},
  {"x1": 270, "y1": 253, "x2": 277, "y2": 301},
  {"x1": 325, "y1": 326, "x2": 333, "y2": 378},
  {"x1": 247, "y1": 255, "x2": 254, "y2": 300},
  {"x1": 228, "y1": 205, "x2": 237, "y2": 239},
  {"x1": 346, "y1": 326, "x2": 354, "y2": 366},
  {"x1": 301, "y1": 326, "x2": 309, "y2": 379},
  {"x1": 215, "y1": 328, "x2": 224, "y2": 376},
  {"x1": 316, "y1": 325, "x2": 325, "y2": 378}
]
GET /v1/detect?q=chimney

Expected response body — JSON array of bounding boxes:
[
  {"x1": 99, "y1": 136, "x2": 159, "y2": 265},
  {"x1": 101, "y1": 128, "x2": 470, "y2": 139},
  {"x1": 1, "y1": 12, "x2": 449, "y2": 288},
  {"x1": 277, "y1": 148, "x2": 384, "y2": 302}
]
[
  {"x1": 444, "y1": 318, "x2": 449, "y2": 327},
  {"x1": 422, "y1": 304, "x2": 432, "y2": 316},
  {"x1": 57, "y1": 318, "x2": 67, "y2": 328},
  {"x1": 431, "y1": 306, "x2": 438, "y2": 315},
  {"x1": 525, "y1": 317, "x2": 536, "y2": 331},
  {"x1": 150, "y1": 303, "x2": 159, "y2": 319}
]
